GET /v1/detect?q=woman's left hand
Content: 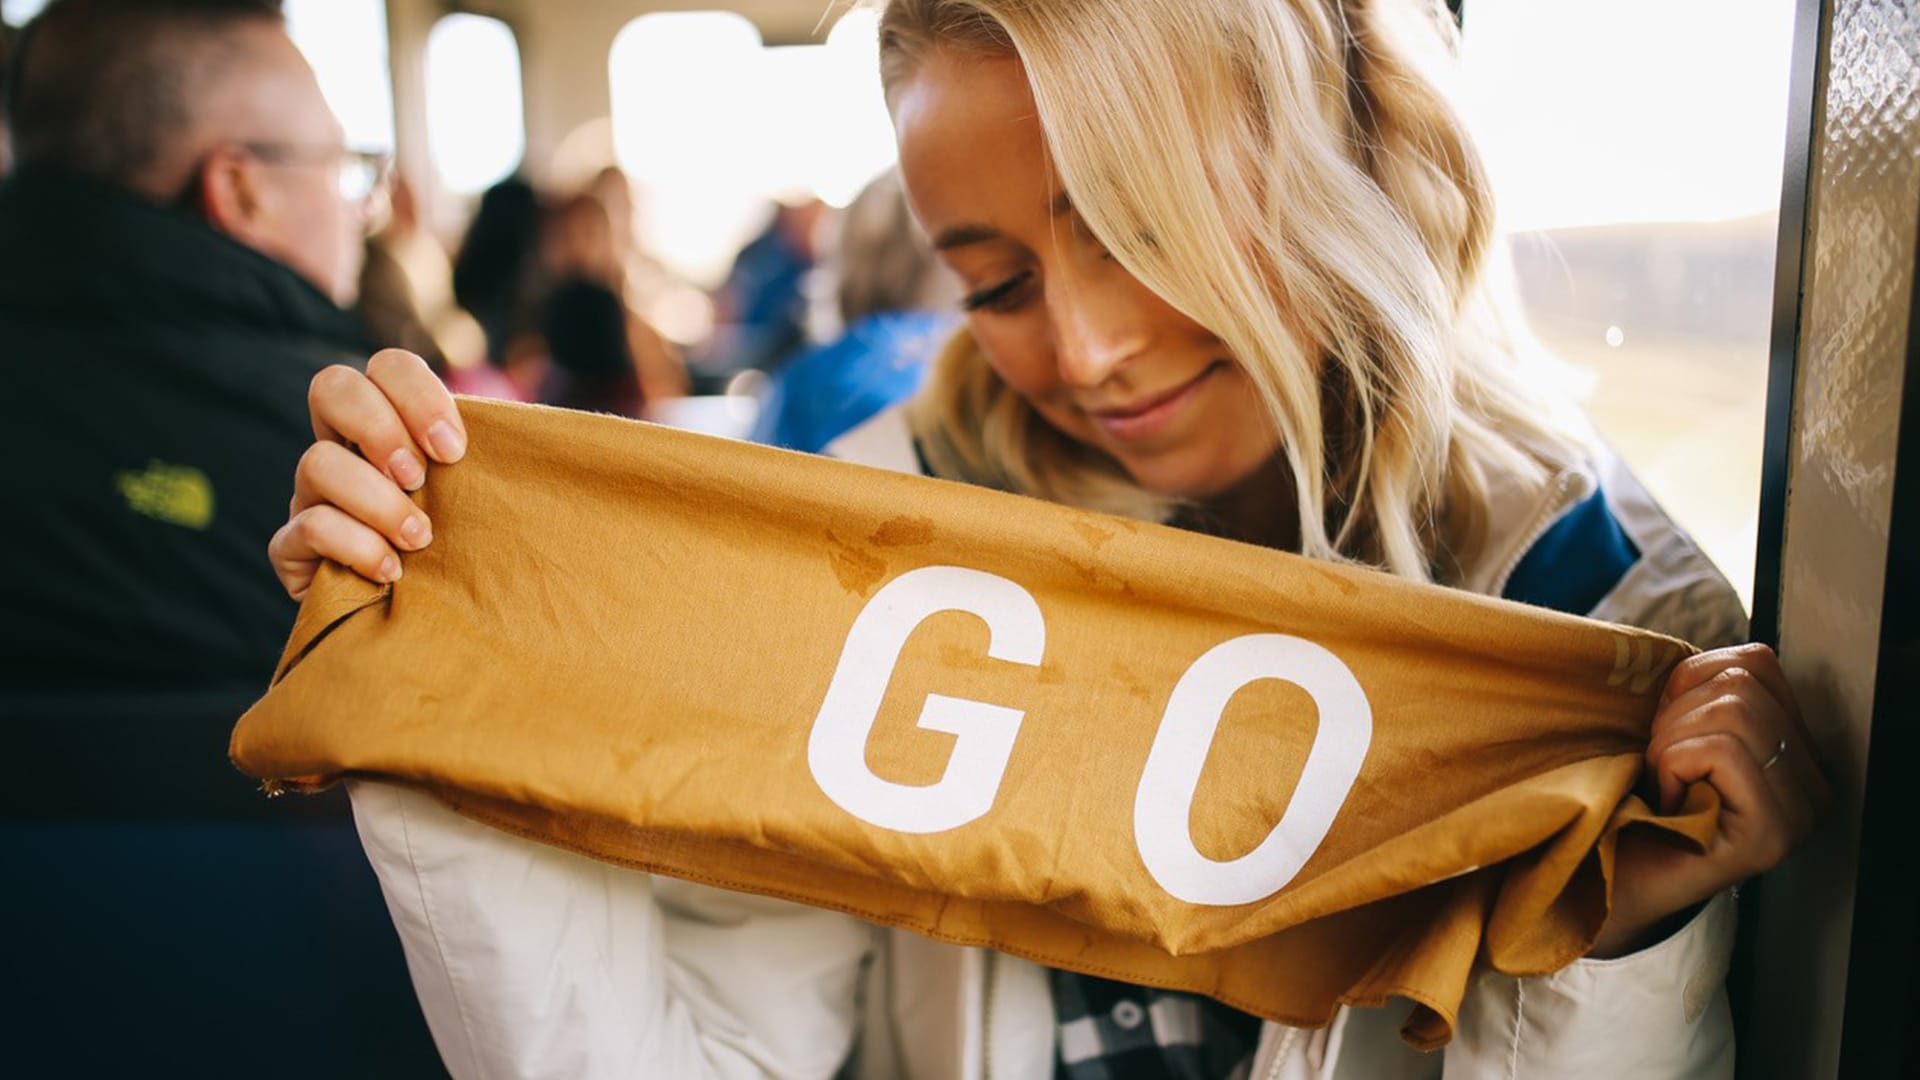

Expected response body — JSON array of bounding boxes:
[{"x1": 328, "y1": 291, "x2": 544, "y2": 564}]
[{"x1": 1591, "y1": 642, "x2": 1831, "y2": 958}]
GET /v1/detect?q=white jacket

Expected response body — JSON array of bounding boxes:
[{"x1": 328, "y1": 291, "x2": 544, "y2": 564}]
[{"x1": 350, "y1": 408, "x2": 1749, "y2": 1079}]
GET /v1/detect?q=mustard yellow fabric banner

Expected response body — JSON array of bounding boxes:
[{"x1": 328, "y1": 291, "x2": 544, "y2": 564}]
[{"x1": 231, "y1": 398, "x2": 1715, "y2": 1048}]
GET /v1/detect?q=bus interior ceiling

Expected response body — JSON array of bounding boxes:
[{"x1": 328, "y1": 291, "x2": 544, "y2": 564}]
[{"x1": 385, "y1": 0, "x2": 837, "y2": 233}]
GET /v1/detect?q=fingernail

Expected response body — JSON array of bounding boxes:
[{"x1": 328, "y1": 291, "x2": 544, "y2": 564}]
[
  {"x1": 389, "y1": 447, "x2": 425, "y2": 491},
  {"x1": 379, "y1": 556, "x2": 402, "y2": 583},
  {"x1": 399, "y1": 514, "x2": 431, "y2": 550},
  {"x1": 427, "y1": 420, "x2": 466, "y2": 463}
]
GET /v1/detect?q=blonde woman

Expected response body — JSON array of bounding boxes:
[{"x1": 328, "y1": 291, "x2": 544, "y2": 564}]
[{"x1": 271, "y1": 0, "x2": 1825, "y2": 1075}]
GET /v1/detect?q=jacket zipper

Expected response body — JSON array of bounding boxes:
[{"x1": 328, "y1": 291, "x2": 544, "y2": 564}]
[
  {"x1": 1259, "y1": 1023, "x2": 1300, "y2": 1079},
  {"x1": 981, "y1": 949, "x2": 996, "y2": 1080},
  {"x1": 1487, "y1": 469, "x2": 1590, "y2": 597}
]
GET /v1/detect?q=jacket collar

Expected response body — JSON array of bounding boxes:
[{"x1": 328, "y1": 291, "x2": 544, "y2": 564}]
[
  {"x1": 0, "y1": 166, "x2": 368, "y2": 350},
  {"x1": 1457, "y1": 458, "x2": 1601, "y2": 600}
]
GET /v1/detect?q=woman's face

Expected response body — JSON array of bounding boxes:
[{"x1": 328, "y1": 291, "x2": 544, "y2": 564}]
[{"x1": 892, "y1": 49, "x2": 1281, "y2": 500}]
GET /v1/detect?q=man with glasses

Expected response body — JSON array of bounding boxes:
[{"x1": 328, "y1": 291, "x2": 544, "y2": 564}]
[
  {"x1": 0, "y1": 5, "x2": 448, "y2": 1074},
  {"x1": 0, "y1": 0, "x2": 389, "y2": 692}
]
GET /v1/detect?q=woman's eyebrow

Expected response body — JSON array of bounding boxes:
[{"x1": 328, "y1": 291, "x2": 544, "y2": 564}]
[
  {"x1": 932, "y1": 224, "x2": 1004, "y2": 251},
  {"x1": 933, "y1": 193, "x2": 1079, "y2": 251}
]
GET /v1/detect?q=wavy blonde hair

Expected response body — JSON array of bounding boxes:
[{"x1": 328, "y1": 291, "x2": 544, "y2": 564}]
[{"x1": 877, "y1": 0, "x2": 1587, "y2": 582}]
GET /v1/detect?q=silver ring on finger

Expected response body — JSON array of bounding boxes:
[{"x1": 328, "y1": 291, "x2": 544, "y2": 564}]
[{"x1": 1762, "y1": 736, "x2": 1788, "y2": 772}]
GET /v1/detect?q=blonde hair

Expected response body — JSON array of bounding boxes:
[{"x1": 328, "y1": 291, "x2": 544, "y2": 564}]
[{"x1": 878, "y1": 0, "x2": 1588, "y2": 582}]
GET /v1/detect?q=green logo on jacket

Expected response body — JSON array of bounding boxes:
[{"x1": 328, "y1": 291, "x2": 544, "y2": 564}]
[{"x1": 116, "y1": 461, "x2": 215, "y2": 530}]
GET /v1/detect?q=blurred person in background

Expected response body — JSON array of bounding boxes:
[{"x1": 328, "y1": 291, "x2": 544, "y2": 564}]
[
  {"x1": 707, "y1": 195, "x2": 828, "y2": 379},
  {"x1": 586, "y1": 164, "x2": 689, "y2": 402},
  {"x1": 538, "y1": 193, "x2": 646, "y2": 416},
  {"x1": 752, "y1": 167, "x2": 958, "y2": 453},
  {"x1": 537, "y1": 191, "x2": 688, "y2": 415},
  {"x1": 357, "y1": 171, "x2": 517, "y2": 400},
  {"x1": 0, "y1": 0, "x2": 379, "y2": 691},
  {"x1": 589, "y1": 166, "x2": 636, "y2": 250},
  {"x1": 452, "y1": 174, "x2": 549, "y2": 394},
  {"x1": 588, "y1": 164, "x2": 648, "y2": 290}
]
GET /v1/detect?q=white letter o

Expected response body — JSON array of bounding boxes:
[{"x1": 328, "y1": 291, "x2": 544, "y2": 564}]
[{"x1": 1133, "y1": 634, "x2": 1372, "y2": 906}]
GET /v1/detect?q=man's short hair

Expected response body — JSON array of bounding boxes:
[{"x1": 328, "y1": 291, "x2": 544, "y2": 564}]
[{"x1": 4, "y1": 0, "x2": 285, "y2": 189}]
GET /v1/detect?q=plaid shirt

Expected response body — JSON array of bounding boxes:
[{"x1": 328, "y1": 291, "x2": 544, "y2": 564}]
[{"x1": 1050, "y1": 970, "x2": 1265, "y2": 1080}]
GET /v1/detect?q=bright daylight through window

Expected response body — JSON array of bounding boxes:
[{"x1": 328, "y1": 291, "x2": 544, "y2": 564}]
[
  {"x1": 1457, "y1": 0, "x2": 1798, "y2": 608},
  {"x1": 609, "y1": 8, "x2": 897, "y2": 287},
  {"x1": 284, "y1": 0, "x2": 395, "y2": 155},
  {"x1": 424, "y1": 12, "x2": 527, "y2": 196},
  {"x1": 0, "y1": 0, "x2": 47, "y2": 25}
]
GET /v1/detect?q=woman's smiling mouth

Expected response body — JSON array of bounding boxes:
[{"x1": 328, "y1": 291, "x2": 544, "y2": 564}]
[{"x1": 1086, "y1": 362, "x2": 1226, "y2": 443}]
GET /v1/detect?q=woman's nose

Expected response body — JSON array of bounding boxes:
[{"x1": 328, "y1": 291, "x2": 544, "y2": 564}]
[{"x1": 1050, "y1": 274, "x2": 1153, "y2": 389}]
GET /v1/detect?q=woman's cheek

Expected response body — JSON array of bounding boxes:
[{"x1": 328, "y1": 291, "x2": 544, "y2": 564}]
[{"x1": 972, "y1": 322, "x2": 1059, "y2": 404}]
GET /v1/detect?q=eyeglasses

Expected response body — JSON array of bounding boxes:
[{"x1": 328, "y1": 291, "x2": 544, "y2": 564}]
[{"x1": 238, "y1": 142, "x2": 394, "y2": 205}]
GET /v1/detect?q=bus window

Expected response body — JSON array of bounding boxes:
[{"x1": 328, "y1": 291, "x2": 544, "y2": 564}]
[
  {"x1": 1, "y1": 0, "x2": 45, "y2": 24},
  {"x1": 425, "y1": 12, "x2": 526, "y2": 196},
  {"x1": 285, "y1": 0, "x2": 394, "y2": 155},
  {"x1": 609, "y1": 8, "x2": 896, "y2": 286},
  {"x1": 1457, "y1": 0, "x2": 1798, "y2": 609}
]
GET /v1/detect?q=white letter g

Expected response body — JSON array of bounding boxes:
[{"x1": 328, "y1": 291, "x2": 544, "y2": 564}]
[{"x1": 807, "y1": 566, "x2": 1046, "y2": 834}]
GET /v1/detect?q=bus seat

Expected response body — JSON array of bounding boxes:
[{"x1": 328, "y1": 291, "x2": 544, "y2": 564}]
[{"x1": 0, "y1": 688, "x2": 447, "y2": 1078}]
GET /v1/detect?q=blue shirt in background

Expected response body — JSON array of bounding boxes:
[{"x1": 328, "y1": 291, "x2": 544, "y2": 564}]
[{"x1": 752, "y1": 310, "x2": 958, "y2": 454}]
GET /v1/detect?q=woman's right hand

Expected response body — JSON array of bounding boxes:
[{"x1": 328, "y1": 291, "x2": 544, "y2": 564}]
[{"x1": 269, "y1": 349, "x2": 469, "y2": 600}]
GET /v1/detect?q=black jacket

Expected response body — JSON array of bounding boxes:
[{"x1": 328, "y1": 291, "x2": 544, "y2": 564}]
[{"x1": 0, "y1": 168, "x2": 371, "y2": 692}]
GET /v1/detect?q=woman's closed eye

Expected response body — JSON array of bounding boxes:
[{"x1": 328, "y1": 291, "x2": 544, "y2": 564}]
[{"x1": 962, "y1": 270, "x2": 1036, "y2": 313}]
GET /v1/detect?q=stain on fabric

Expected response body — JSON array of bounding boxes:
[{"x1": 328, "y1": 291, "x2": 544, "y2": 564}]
[
  {"x1": 1308, "y1": 565, "x2": 1362, "y2": 599},
  {"x1": 939, "y1": 643, "x2": 993, "y2": 670},
  {"x1": 1072, "y1": 519, "x2": 1116, "y2": 550},
  {"x1": 1109, "y1": 658, "x2": 1156, "y2": 702},
  {"x1": 870, "y1": 516, "x2": 938, "y2": 548},
  {"x1": 825, "y1": 531, "x2": 888, "y2": 594}
]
